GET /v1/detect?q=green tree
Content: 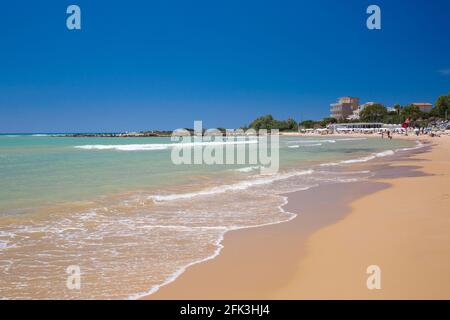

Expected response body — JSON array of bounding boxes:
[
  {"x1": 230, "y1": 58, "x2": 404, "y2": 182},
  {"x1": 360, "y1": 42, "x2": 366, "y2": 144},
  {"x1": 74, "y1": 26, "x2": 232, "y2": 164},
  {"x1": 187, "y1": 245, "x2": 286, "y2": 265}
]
[
  {"x1": 249, "y1": 114, "x2": 274, "y2": 131},
  {"x1": 432, "y1": 93, "x2": 450, "y2": 119},
  {"x1": 393, "y1": 104, "x2": 402, "y2": 114},
  {"x1": 320, "y1": 117, "x2": 337, "y2": 127},
  {"x1": 249, "y1": 115, "x2": 298, "y2": 132},
  {"x1": 359, "y1": 104, "x2": 387, "y2": 122},
  {"x1": 298, "y1": 120, "x2": 317, "y2": 129},
  {"x1": 401, "y1": 104, "x2": 424, "y2": 121},
  {"x1": 388, "y1": 104, "x2": 403, "y2": 123},
  {"x1": 284, "y1": 117, "x2": 298, "y2": 131},
  {"x1": 384, "y1": 111, "x2": 400, "y2": 124}
]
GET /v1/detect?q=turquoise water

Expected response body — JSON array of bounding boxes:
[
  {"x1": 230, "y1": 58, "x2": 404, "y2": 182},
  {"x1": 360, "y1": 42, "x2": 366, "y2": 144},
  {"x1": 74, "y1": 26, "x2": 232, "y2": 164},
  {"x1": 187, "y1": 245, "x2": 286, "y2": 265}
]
[
  {"x1": 0, "y1": 134, "x2": 417, "y2": 299},
  {"x1": 0, "y1": 134, "x2": 414, "y2": 214}
]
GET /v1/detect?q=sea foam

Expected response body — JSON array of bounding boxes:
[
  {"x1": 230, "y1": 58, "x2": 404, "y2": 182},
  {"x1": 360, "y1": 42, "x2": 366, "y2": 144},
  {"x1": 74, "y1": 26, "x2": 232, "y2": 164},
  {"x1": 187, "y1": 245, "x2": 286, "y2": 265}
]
[
  {"x1": 234, "y1": 166, "x2": 261, "y2": 172},
  {"x1": 150, "y1": 169, "x2": 314, "y2": 202},
  {"x1": 74, "y1": 140, "x2": 258, "y2": 151},
  {"x1": 321, "y1": 149, "x2": 396, "y2": 166}
]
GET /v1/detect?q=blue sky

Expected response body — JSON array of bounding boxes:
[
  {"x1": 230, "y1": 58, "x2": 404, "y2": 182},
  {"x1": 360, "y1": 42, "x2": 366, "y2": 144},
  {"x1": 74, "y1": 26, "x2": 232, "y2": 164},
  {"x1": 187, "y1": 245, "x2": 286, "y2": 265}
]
[{"x1": 0, "y1": 0, "x2": 449, "y2": 132}]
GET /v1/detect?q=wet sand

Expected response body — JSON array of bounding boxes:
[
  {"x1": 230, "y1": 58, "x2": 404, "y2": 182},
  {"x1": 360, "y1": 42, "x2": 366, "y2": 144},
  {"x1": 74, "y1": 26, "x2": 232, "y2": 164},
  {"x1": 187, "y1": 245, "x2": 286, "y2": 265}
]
[{"x1": 148, "y1": 135, "x2": 450, "y2": 299}]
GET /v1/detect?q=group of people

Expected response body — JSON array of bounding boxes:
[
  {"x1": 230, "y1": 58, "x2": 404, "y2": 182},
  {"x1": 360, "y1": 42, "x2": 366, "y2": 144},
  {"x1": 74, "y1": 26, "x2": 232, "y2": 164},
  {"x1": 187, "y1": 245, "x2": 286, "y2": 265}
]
[{"x1": 413, "y1": 127, "x2": 426, "y2": 136}]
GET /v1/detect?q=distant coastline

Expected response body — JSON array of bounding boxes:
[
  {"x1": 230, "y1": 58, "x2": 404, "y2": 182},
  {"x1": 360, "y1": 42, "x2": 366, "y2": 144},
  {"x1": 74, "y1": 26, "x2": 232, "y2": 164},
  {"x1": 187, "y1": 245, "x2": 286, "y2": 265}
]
[{"x1": 63, "y1": 131, "x2": 173, "y2": 138}]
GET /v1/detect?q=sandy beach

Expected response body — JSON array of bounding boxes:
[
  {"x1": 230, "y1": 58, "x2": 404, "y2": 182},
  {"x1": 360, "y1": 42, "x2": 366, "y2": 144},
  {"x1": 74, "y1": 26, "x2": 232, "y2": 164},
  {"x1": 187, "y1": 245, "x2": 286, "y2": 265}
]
[{"x1": 148, "y1": 134, "x2": 450, "y2": 299}]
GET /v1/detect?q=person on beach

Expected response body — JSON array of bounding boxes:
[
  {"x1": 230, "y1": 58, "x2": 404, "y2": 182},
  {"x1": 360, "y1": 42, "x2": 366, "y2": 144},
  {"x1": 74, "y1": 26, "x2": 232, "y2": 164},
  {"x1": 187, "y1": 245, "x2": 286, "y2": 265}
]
[
  {"x1": 402, "y1": 118, "x2": 410, "y2": 136},
  {"x1": 381, "y1": 131, "x2": 384, "y2": 139}
]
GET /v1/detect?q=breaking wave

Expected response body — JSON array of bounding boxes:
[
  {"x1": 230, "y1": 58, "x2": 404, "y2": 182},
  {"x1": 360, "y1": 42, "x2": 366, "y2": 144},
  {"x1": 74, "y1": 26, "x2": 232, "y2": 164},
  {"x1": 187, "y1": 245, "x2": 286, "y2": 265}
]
[{"x1": 74, "y1": 140, "x2": 258, "y2": 151}]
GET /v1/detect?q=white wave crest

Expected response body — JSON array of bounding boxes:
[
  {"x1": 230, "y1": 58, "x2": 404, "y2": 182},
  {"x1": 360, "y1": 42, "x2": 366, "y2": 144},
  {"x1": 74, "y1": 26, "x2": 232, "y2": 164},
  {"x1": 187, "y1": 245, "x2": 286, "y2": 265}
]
[
  {"x1": 374, "y1": 150, "x2": 395, "y2": 157},
  {"x1": 150, "y1": 169, "x2": 314, "y2": 202},
  {"x1": 74, "y1": 140, "x2": 258, "y2": 151},
  {"x1": 334, "y1": 138, "x2": 368, "y2": 141},
  {"x1": 234, "y1": 166, "x2": 261, "y2": 172},
  {"x1": 288, "y1": 143, "x2": 322, "y2": 148},
  {"x1": 288, "y1": 139, "x2": 336, "y2": 144},
  {"x1": 321, "y1": 149, "x2": 395, "y2": 166},
  {"x1": 396, "y1": 141, "x2": 425, "y2": 152},
  {"x1": 75, "y1": 144, "x2": 170, "y2": 151},
  {"x1": 302, "y1": 143, "x2": 322, "y2": 147}
]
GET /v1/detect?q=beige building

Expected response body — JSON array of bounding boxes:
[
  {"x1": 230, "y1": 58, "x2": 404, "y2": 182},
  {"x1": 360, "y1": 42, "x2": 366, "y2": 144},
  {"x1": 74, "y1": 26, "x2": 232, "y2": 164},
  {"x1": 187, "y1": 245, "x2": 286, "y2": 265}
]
[
  {"x1": 330, "y1": 96, "x2": 360, "y2": 120},
  {"x1": 412, "y1": 102, "x2": 433, "y2": 113}
]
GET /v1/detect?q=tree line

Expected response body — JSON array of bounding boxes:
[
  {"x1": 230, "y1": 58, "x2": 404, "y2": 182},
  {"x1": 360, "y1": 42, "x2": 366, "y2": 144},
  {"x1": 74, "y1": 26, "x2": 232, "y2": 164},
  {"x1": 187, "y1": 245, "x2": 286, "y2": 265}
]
[
  {"x1": 244, "y1": 114, "x2": 299, "y2": 132},
  {"x1": 245, "y1": 93, "x2": 449, "y2": 131}
]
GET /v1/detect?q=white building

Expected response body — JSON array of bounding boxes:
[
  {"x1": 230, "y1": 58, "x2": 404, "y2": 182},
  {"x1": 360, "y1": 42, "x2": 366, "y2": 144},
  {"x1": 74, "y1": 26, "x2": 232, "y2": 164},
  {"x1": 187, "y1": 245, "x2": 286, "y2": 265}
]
[
  {"x1": 328, "y1": 122, "x2": 403, "y2": 133},
  {"x1": 330, "y1": 96, "x2": 360, "y2": 120}
]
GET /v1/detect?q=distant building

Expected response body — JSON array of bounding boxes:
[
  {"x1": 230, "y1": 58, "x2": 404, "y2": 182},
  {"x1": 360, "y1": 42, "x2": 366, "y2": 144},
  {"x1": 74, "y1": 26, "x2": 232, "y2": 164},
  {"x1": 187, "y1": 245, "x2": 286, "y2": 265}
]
[
  {"x1": 411, "y1": 102, "x2": 433, "y2": 113},
  {"x1": 330, "y1": 96, "x2": 360, "y2": 120},
  {"x1": 386, "y1": 106, "x2": 397, "y2": 113},
  {"x1": 328, "y1": 122, "x2": 403, "y2": 133},
  {"x1": 348, "y1": 101, "x2": 381, "y2": 120}
]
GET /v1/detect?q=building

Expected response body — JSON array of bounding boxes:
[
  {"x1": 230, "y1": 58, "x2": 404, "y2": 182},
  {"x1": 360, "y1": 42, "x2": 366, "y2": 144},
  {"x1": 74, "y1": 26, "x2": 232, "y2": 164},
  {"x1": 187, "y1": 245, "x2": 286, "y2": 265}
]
[
  {"x1": 330, "y1": 96, "x2": 360, "y2": 120},
  {"x1": 412, "y1": 102, "x2": 433, "y2": 113},
  {"x1": 328, "y1": 122, "x2": 403, "y2": 133}
]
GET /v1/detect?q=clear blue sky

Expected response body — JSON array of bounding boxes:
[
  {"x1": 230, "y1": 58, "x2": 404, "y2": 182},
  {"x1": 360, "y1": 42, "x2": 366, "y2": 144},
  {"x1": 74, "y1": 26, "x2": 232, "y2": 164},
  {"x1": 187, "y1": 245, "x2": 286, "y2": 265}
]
[{"x1": 1, "y1": 0, "x2": 449, "y2": 132}]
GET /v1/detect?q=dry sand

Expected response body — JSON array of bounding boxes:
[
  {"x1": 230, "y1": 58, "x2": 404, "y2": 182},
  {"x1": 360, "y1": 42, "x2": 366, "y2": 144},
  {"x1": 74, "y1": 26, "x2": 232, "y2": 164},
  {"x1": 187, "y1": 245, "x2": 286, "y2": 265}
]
[{"x1": 148, "y1": 135, "x2": 450, "y2": 300}]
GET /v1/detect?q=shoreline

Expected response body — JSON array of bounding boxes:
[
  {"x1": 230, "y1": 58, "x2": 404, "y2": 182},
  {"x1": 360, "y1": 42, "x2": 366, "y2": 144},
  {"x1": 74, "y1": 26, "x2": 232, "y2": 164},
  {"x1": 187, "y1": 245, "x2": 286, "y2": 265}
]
[
  {"x1": 146, "y1": 135, "x2": 450, "y2": 299},
  {"x1": 147, "y1": 181, "x2": 389, "y2": 299}
]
